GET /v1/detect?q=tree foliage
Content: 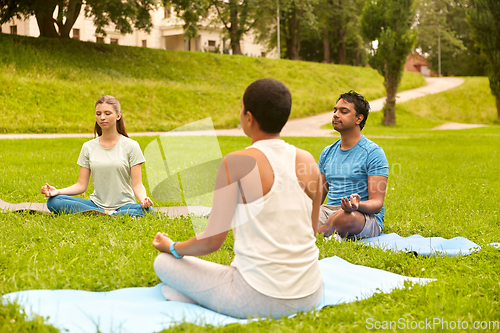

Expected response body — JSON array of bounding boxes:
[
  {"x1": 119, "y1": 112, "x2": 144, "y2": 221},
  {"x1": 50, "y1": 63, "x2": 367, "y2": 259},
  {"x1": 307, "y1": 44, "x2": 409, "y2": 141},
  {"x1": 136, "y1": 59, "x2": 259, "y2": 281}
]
[
  {"x1": 164, "y1": 0, "x2": 209, "y2": 41},
  {"x1": 361, "y1": 0, "x2": 416, "y2": 125},
  {"x1": 165, "y1": 0, "x2": 265, "y2": 55},
  {"x1": 249, "y1": 0, "x2": 317, "y2": 60},
  {"x1": 415, "y1": 0, "x2": 464, "y2": 75},
  {"x1": 0, "y1": 0, "x2": 158, "y2": 39},
  {"x1": 467, "y1": 0, "x2": 500, "y2": 120},
  {"x1": 252, "y1": 0, "x2": 368, "y2": 64},
  {"x1": 415, "y1": 0, "x2": 487, "y2": 76},
  {"x1": 296, "y1": 0, "x2": 368, "y2": 65}
]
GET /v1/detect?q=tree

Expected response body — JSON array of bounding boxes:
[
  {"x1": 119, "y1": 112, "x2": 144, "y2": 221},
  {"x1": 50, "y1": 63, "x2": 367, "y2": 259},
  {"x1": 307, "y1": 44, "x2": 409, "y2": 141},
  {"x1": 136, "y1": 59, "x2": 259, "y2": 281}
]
[
  {"x1": 298, "y1": 0, "x2": 368, "y2": 65},
  {"x1": 212, "y1": 0, "x2": 259, "y2": 55},
  {"x1": 415, "y1": 0, "x2": 464, "y2": 76},
  {"x1": 330, "y1": 0, "x2": 365, "y2": 65},
  {"x1": 243, "y1": 0, "x2": 317, "y2": 60},
  {"x1": 166, "y1": 0, "x2": 263, "y2": 55},
  {"x1": 0, "y1": 0, "x2": 158, "y2": 39},
  {"x1": 467, "y1": 0, "x2": 500, "y2": 121},
  {"x1": 279, "y1": 0, "x2": 317, "y2": 60},
  {"x1": 414, "y1": 0, "x2": 487, "y2": 77},
  {"x1": 165, "y1": 0, "x2": 210, "y2": 40},
  {"x1": 361, "y1": 0, "x2": 416, "y2": 125}
]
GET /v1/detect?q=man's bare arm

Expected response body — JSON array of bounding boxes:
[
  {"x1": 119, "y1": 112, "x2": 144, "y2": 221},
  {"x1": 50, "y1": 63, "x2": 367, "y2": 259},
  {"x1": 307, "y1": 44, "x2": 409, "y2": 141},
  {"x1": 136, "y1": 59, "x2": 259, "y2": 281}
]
[
  {"x1": 320, "y1": 174, "x2": 329, "y2": 204},
  {"x1": 353, "y1": 175, "x2": 387, "y2": 214}
]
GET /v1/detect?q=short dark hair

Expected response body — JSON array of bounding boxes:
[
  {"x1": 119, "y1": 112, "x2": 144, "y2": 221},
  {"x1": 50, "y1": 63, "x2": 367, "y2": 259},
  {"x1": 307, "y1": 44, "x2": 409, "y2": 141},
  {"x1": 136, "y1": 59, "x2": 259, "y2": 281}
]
[
  {"x1": 337, "y1": 90, "x2": 370, "y2": 130},
  {"x1": 243, "y1": 79, "x2": 292, "y2": 133}
]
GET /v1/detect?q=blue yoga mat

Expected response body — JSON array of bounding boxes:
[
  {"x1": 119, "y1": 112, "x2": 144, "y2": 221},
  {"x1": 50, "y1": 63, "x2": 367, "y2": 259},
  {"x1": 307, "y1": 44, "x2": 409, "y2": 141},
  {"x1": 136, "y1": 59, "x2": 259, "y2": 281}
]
[
  {"x1": 357, "y1": 233, "x2": 500, "y2": 257},
  {"x1": 3, "y1": 256, "x2": 432, "y2": 333}
]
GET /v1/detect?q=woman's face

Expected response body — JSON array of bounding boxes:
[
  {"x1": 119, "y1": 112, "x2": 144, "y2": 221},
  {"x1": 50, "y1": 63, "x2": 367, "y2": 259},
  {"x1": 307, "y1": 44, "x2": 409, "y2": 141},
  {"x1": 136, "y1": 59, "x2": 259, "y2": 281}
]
[{"x1": 95, "y1": 103, "x2": 121, "y2": 131}]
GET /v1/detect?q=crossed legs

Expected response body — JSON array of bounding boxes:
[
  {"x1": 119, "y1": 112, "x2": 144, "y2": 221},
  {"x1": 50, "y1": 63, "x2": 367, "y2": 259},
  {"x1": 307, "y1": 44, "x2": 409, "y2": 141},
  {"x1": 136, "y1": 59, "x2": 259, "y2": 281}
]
[
  {"x1": 47, "y1": 195, "x2": 153, "y2": 217},
  {"x1": 47, "y1": 195, "x2": 102, "y2": 214},
  {"x1": 153, "y1": 253, "x2": 323, "y2": 319},
  {"x1": 319, "y1": 204, "x2": 382, "y2": 239},
  {"x1": 319, "y1": 206, "x2": 366, "y2": 238}
]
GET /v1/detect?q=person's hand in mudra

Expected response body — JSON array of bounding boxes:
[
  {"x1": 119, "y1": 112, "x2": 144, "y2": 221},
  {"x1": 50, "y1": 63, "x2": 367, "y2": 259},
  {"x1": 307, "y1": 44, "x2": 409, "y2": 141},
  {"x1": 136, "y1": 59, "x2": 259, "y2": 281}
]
[
  {"x1": 40, "y1": 183, "x2": 60, "y2": 198},
  {"x1": 341, "y1": 193, "x2": 361, "y2": 213},
  {"x1": 153, "y1": 232, "x2": 173, "y2": 253},
  {"x1": 141, "y1": 197, "x2": 153, "y2": 209}
]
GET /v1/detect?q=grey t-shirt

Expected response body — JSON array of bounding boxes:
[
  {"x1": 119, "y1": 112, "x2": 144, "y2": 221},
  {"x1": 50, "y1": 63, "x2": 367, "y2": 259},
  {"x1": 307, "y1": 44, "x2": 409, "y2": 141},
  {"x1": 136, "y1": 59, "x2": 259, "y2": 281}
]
[{"x1": 77, "y1": 135, "x2": 146, "y2": 210}]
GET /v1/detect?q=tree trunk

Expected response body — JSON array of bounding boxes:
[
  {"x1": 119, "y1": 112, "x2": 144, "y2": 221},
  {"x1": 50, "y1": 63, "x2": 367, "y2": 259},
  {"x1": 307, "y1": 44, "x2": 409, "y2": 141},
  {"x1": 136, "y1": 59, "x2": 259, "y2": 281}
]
[
  {"x1": 231, "y1": 39, "x2": 242, "y2": 55},
  {"x1": 497, "y1": 93, "x2": 500, "y2": 122},
  {"x1": 35, "y1": 6, "x2": 58, "y2": 38},
  {"x1": 297, "y1": 10, "x2": 301, "y2": 57},
  {"x1": 57, "y1": 1, "x2": 82, "y2": 39},
  {"x1": 355, "y1": 40, "x2": 360, "y2": 66},
  {"x1": 323, "y1": 26, "x2": 330, "y2": 63},
  {"x1": 288, "y1": 9, "x2": 300, "y2": 60},
  {"x1": 229, "y1": 0, "x2": 242, "y2": 55},
  {"x1": 338, "y1": 31, "x2": 346, "y2": 65},
  {"x1": 383, "y1": 67, "x2": 397, "y2": 126},
  {"x1": 337, "y1": 0, "x2": 346, "y2": 65}
]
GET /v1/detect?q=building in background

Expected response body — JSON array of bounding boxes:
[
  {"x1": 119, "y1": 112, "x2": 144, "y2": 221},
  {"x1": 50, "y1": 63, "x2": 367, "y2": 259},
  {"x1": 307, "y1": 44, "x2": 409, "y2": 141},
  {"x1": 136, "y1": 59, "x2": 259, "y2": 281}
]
[
  {"x1": 405, "y1": 51, "x2": 432, "y2": 77},
  {"x1": 0, "y1": 5, "x2": 272, "y2": 58}
]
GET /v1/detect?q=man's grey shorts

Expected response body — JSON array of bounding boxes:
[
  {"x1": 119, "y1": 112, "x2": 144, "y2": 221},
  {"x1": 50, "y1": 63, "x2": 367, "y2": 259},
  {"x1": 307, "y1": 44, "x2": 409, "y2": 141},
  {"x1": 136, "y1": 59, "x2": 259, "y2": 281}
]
[{"x1": 318, "y1": 204, "x2": 382, "y2": 239}]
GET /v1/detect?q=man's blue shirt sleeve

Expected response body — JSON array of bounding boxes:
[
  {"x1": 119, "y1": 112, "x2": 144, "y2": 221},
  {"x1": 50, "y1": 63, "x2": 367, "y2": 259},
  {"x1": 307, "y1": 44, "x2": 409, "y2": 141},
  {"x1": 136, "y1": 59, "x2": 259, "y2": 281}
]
[
  {"x1": 318, "y1": 146, "x2": 329, "y2": 175},
  {"x1": 367, "y1": 146, "x2": 389, "y2": 178}
]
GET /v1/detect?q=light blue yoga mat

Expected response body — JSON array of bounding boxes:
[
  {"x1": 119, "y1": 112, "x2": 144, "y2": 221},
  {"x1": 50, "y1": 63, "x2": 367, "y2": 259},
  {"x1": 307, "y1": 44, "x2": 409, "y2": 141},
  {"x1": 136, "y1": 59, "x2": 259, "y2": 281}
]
[
  {"x1": 358, "y1": 233, "x2": 500, "y2": 256},
  {"x1": 3, "y1": 256, "x2": 432, "y2": 333}
]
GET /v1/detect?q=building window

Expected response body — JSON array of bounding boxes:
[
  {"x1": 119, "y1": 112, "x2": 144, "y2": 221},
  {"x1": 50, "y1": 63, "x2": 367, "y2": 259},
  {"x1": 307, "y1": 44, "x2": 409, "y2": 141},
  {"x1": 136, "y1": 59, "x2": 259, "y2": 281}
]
[
  {"x1": 261, "y1": 52, "x2": 266, "y2": 58},
  {"x1": 10, "y1": 25, "x2": 17, "y2": 35},
  {"x1": 164, "y1": 6, "x2": 172, "y2": 18},
  {"x1": 72, "y1": 28, "x2": 80, "y2": 40},
  {"x1": 207, "y1": 40, "x2": 216, "y2": 52},
  {"x1": 110, "y1": 38, "x2": 118, "y2": 45},
  {"x1": 96, "y1": 37, "x2": 104, "y2": 43},
  {"x1": 142, "y1": 40, "x2": 147, "y2": 47}
]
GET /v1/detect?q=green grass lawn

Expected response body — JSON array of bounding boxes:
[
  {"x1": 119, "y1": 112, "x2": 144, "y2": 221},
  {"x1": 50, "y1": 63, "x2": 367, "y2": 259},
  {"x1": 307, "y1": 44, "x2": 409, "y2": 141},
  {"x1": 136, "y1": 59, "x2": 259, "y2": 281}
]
[
  {"x1": 0, "y1": 33, "x2": 425, "y2": 134},
  {"x1": 1, "y1": 124, "x2": 499, "y2": 331}
]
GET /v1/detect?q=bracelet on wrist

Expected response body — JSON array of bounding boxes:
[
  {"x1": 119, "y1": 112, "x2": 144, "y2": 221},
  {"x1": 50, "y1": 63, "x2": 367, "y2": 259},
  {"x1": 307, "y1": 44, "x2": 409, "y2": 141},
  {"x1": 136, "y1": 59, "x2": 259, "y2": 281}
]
[{"x1": 170, "y1": 241, "x2": 183, "y2": 259}]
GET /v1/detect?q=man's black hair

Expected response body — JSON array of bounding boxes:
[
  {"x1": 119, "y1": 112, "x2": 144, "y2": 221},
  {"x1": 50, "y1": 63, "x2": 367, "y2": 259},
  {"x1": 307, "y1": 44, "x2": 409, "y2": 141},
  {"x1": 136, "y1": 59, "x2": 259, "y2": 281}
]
[
  {"x1": 243, "y1": 78, "x2": 292, "y2": 133},
  {"x1": 337, "y1": 90, "x2": 370, "y2": 130}
]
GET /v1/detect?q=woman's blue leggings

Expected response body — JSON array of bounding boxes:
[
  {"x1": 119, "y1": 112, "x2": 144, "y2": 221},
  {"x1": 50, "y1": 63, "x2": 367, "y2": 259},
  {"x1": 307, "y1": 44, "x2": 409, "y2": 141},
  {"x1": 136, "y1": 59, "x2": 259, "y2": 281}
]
[{"x1": 46, "y1": 195, "x2": 153, "y2": 218}]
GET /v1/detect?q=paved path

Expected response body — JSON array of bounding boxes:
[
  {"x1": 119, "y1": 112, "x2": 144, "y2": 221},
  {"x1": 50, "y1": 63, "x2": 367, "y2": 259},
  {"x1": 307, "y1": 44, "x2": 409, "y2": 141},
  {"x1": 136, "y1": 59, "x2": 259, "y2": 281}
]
[
  {"x1": 431, "y1": 122, "x2": 488, "y2": 130},
  {"x1": 0, "y1": 77, "x2": 471, "y2": 140}
]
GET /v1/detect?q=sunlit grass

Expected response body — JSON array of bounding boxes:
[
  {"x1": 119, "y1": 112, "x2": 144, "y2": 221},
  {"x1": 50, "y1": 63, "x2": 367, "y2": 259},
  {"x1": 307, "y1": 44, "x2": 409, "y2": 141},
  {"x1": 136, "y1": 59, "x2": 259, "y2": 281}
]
[
  {"x1": 0, "y1": 33, "x2": 425, "y2": 134},
  {"x1": 1, "y1": 128, "x2": 499, "y2": 332}
]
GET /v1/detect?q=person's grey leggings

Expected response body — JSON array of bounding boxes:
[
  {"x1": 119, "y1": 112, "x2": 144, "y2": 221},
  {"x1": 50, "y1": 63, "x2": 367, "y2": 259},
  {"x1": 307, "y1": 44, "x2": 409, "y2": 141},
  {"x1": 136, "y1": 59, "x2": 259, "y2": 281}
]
[{"x1": 153, "y1": 253, "x2": 323, "y2": 319}]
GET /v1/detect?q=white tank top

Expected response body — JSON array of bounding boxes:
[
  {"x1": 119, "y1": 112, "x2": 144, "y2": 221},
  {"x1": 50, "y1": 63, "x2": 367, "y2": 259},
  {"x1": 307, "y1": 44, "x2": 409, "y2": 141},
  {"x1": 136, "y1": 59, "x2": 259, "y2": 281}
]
[{"x1": 230, "y1": 139, "x2": 322, "y2": 298}]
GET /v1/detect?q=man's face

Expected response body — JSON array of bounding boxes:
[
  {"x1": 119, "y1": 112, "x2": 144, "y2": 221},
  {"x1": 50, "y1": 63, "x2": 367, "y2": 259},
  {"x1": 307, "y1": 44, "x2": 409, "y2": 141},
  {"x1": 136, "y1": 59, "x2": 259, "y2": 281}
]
[{"x1": 331, "y1": 99, "x2": 362, "y2": 132}]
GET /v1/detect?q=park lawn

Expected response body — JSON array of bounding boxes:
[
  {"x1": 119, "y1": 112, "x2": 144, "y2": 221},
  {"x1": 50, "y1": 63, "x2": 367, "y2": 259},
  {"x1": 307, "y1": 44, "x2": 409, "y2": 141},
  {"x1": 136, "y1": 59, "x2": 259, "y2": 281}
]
[
  {"x1": 0, "y1": 33, "x2": 425, "y2": 134},
  {"x1": 1, "y1": 125, "x2": 499, "y2": 332},
  {"x1": 391, "y1": 77, "x2": 499, "y2": 125}
]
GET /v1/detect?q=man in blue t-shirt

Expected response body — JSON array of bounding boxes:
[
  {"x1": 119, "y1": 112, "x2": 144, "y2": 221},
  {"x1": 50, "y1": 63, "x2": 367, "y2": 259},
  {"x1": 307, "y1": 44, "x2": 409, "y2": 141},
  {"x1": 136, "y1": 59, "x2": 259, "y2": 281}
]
[{"x1": 318, "y1": 90, "x2": 389, "y2": 239}]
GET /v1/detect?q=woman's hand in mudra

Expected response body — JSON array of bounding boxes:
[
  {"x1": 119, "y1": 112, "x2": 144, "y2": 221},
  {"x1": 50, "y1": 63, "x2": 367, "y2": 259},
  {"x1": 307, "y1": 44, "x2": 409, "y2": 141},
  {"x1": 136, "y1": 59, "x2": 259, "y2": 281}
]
[
  {"x1": 153, "y1": 232, "x2": 173, "y2": 253},
  {"x1": 141, "y1": 197, "x2": 153, "y2": 209},
  {"x1": 40, "y1": 183, "x2": 60, "y2": 198}
]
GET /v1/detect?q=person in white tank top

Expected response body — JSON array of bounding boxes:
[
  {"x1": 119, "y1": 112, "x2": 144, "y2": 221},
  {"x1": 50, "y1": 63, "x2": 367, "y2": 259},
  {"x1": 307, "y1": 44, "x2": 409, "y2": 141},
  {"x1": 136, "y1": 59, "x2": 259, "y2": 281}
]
[{"x1": 152, "y1": 79, "x2": 323, "y2": 319}]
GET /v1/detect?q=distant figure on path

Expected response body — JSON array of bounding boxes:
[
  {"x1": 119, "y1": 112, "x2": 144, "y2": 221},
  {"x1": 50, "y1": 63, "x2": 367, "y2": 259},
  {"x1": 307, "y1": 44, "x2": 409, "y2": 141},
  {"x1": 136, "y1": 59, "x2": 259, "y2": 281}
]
[
  {"x1": 318, "y1": 91, "x2": 388, "y2": 239},
  {"x1": 41, "y1": 95, "x2": 153, "y2": 217},
  {"x1": 153, "y1": 79, "x2": 323, "y2": 318}
]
